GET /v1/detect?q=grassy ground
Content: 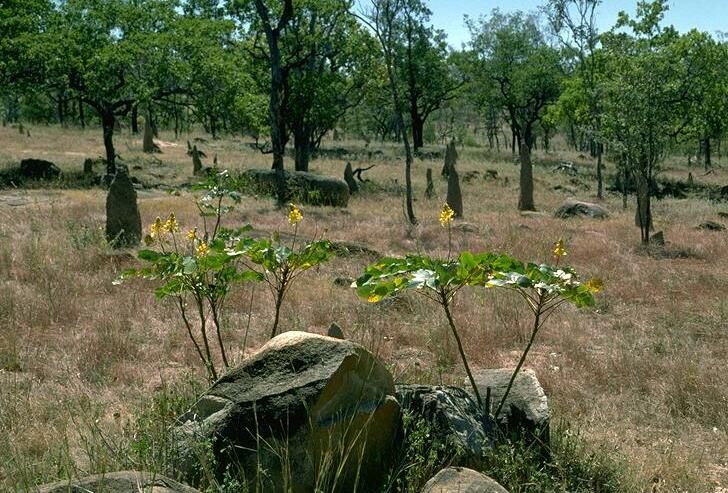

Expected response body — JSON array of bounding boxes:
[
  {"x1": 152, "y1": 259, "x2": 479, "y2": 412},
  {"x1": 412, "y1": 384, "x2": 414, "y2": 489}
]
[{"x1": 0, "y1": 124, "x2": 727, "y2": 492}]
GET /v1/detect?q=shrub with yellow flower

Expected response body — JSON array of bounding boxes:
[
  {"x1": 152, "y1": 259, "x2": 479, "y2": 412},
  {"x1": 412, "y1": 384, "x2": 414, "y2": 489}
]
[
  {"x1": 288, "y1": 203, "x2": 303, "y2": 225},
  {"x1": 439, "y1": 203, "x2": 455, "y2": 227}
]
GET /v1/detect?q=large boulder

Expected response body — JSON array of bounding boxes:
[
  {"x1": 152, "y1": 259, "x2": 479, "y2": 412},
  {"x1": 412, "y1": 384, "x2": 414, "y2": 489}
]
[
  {"x1": 32, "y1": 470, "x2": 201, "y2": 493},
  {"x1": 421, "y1": 467, "x2": 510, "y2": 493},
  {"x1": 470, "y1": 368, "x2": 549, "y2": 454},
  {"x1": 396, "y1": 385, "x2": 488, "y2": 467},
  {"x1": 554, "y1": 199, "x2": 609, "y2": 219},
  {"x1": 241, "y1": 168, "x2": 349, "y2": 207},
  {"x1": 19, "y1": 158, "x2": 61, "y2": 180},
  {"x1": 105, "y1": 168, "x2": 142, "y2": 247},
  {"x1": 175, "y1": 331, "x2": 399, "y2": 493}
]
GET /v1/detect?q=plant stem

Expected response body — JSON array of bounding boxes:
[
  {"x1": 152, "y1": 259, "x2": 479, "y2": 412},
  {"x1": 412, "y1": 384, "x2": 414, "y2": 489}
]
[
  {"x1": 441, "y1": 290, "x2": 484, "y2": 410},
  {"x1": 270, "y1": 282, "x2": 286, "y2": 339},
  {"x1": 209, "y1": 299, "x2": 229, "y2": 369},
  {"x1": 494, "y1": 295, "x2": 543, "y2": 419}
]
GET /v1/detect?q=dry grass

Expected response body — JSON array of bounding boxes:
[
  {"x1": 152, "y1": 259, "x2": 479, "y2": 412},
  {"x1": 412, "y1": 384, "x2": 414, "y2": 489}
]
[{"x1": 1, "y1": 125, "x2": 727, "y2": 492}]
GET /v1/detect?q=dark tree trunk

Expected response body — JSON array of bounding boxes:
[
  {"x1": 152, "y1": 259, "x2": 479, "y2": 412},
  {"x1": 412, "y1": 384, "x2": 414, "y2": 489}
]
[
  {"x1": 636, "y1": 174, "x2": 652, "y2": 244},
  {"x1": 703, "y1": 137, "x2": 711, "y2": 171},
  {"x1": 78, "y1": 95, "x2": 85, "y2": 129},
  {"x1": 511, "y1": 127, "x2": 517, "y2": 156},
  {"x1": 210, "y1": 115, "x2": 217, "y2": 139},
  {"x1": 596, "y1": 142, "x2": 604, "y2": 199},
  {"x1": 411, "y1": 108, "x2": 424, "y2": 151},
  {"x1": 101, "y1": 110, "x2": 116, "y2": 176},
  {"x1": 130, "y1": 104, "x2": 139, "y2": 134},
  {"x1": 518, "y1": 126, "x2": 535, "y2": 211},
  {"x1": 293, "y1": 125, "x2": 311, "y2": 172}
]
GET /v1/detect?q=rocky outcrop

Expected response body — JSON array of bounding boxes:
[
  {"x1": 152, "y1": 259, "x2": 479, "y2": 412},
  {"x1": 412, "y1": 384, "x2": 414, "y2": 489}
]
[
  {"x1": 396, "y1": 385, "x2": 488, "y2": 467},
  {"x1": 422, "y1": 467, "x2": 510, "y2": 493},
  {"x1": 175, "y1": 331, "x2": 399, "y2": 493},
  {"x1": 32, "y1": 470, "x2": 201, "y2": 493},
  {"x1": 554, "y1": 199, "x2": 609, "y2": 219},
  {"x1": 241, "y1": 169, "x2": 349, "y2": 207}
]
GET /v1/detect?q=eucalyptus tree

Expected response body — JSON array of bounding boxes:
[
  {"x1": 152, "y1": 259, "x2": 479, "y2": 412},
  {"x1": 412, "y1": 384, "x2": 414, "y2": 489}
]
[
  {"x1": 43, "y1": 0, "x2": 186, "y2": 175},
  {"x1": 467, "y1": 10, "x2": 563, "y2": 211},
  {"x1": 357, "y1": 0, "x2": 417, "y2": 225},
  {"x1": 395, "y1": 0, "x2": 464, "y2": 152},
  {"x1": 547, "y1": 0, "x2": 606, "y2": 198},
  {"x1": 285, "y1": 3, "x2": 377, "y2": 171},
  {"x1": 600, "y1": 0, "x2": 697, "y2": 244}
]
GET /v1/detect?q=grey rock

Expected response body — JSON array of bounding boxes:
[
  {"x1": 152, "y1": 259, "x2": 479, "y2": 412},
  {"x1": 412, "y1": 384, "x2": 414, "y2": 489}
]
[
  {"x1": 31, "y1": 470, "x2": 201, "y2": 493},
  {"x1": 697, "y1": 220, "x2": 725, "y2": 231},
  {"x1": 421, "y1": 467, "x2": 510, "y2": 493},
  {"x1": 555, "y1": 199, "x2": 609, "y2": 219},
  {"x1": 470, "y1": 368, "x2": 549, "y2": 452},
  {"x1": 175, "y1": 331, "x2": 399, "y2": 493},
  {"x1": 105, "y1": 169, "x2": 142, "y2": 247},
  {"x1": 396, "y1": 385, "x2": 487, "y2": 467}
]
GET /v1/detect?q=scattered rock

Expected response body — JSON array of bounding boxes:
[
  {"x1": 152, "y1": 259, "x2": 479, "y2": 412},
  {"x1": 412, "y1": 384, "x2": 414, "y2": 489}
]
[
  {"x1": 552, "y1": 161, "x2": 578, "y2": 175},
  {"x1": 83, "y1": 157, "x2": 105, "y2": 175},
  {"x1": 554, "y1": 199, "x2": 609, "y2": 219},
  {"x1": 396, "y1": 385, "x2": 488, "y2": 467},
  {"x1": 697, "y1": 221, "x2": 726, "y2": 231},
  {"x1": 329, "y1": 240, "x2": 380, "y2": 258},
  {"x1": 422, "y1": 467, "x2": 510, "y2": 493},
  {"x1": 33, "y1": 470, "x2": 201, "y2": 493},
  {"x1": 470, "y1": 368, "x2": 549, "y2": 453},
  {"x1": 718, "y1": 211, "x2": 728, "y2": 218},
  {"x1": 552, "y1": 184, "x2": 577, "y2": 194},
  {"x1": 651, "y1": 230, "x2": 665, "y2": 246},
  {"x1": 333, "y1": 276, "x2": 355, "y2": 287},
  {"x1": 327, "y1": 322, "x2": 345, "y2": 339},
  {"x1": 175, "y1": 331, "x2": 399, "y2": 492},
  {"x1": 19, "y1": 159, "x2": 61, "y2": 180},
  {"x1": 105, "y1": 168, "x2": 142, "y2": 247},
  {"x1": 462, "y1": 170, "x2": 481, "y2": 183},
  {"x1": 484, "y1": 169, "x2": 499, "y2": 180},
  {"x1": 453, "y1": 223, "x2": 479, "y2": 234}
]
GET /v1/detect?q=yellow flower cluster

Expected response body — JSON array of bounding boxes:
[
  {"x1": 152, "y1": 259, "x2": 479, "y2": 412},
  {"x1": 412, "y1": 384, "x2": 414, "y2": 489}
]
[
  {"x1": 149, "y1": 216, "x2": 164, "y2": 238},
  {"x1": 553, "y1": 238, "x2": 567, "y2": 258},
  {"x1": 163, "y1": 213, "x2": 179, "y2": 233},
  {"x1": 187, "y1": 228, "x2": 198, "y2": 241},
  {"x1": 288, "y1": 203, "x2": 303, "y2": 225},
  {"x1": 439, "y1": 203, "x2": 455, "y2": 227},
  {"x1": 196, "y1": 242, "x2": 209, "y2": 257},
  {"x1": 584, "y1": 278, "x2": 603, "y2": 294}
]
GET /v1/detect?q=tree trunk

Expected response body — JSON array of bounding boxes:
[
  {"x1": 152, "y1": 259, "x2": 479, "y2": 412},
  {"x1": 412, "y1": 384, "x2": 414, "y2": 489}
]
[
  {"x1": 518, "y1": 128, "x2": 535, "y2": 211},
  {"x1": 101, "y1": 110, "x2": 116, "y2": 176},
  {"x1": 511, "y1": 127, "x2": 517, "y2": 156},
  {"x1": 293, "y1": 125, "x2": 311, "y2": 172},
  {"x1": 636, "y1": 175, "x2": 652, "y2": 244},
  {"x1": 78, "y1": 95, "x2": 85, "y2": 129},
  {"x1": 596, "y1": 142, "x2": 603, "y2": 199},
  {"x1": 130, "y1": 104, "x2": 139, "y2": 134},
  {"x1": 411, "y1": 109, "x2": 424, "y2": 152},
  {"x1": 703, "y1": 137, "x2": 711, "y2": 171}
]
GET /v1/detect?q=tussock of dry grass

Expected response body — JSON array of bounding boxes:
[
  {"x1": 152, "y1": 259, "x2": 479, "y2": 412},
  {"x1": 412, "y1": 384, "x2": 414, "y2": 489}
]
[{"x1": 1, "y1": 126, "x2": 727, "y2": 491}]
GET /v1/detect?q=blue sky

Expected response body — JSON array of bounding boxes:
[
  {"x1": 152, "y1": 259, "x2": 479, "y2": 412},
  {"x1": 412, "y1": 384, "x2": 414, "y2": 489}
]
[{"x1": 428, "y1": 0, "x2": 728, "y2": 48}]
